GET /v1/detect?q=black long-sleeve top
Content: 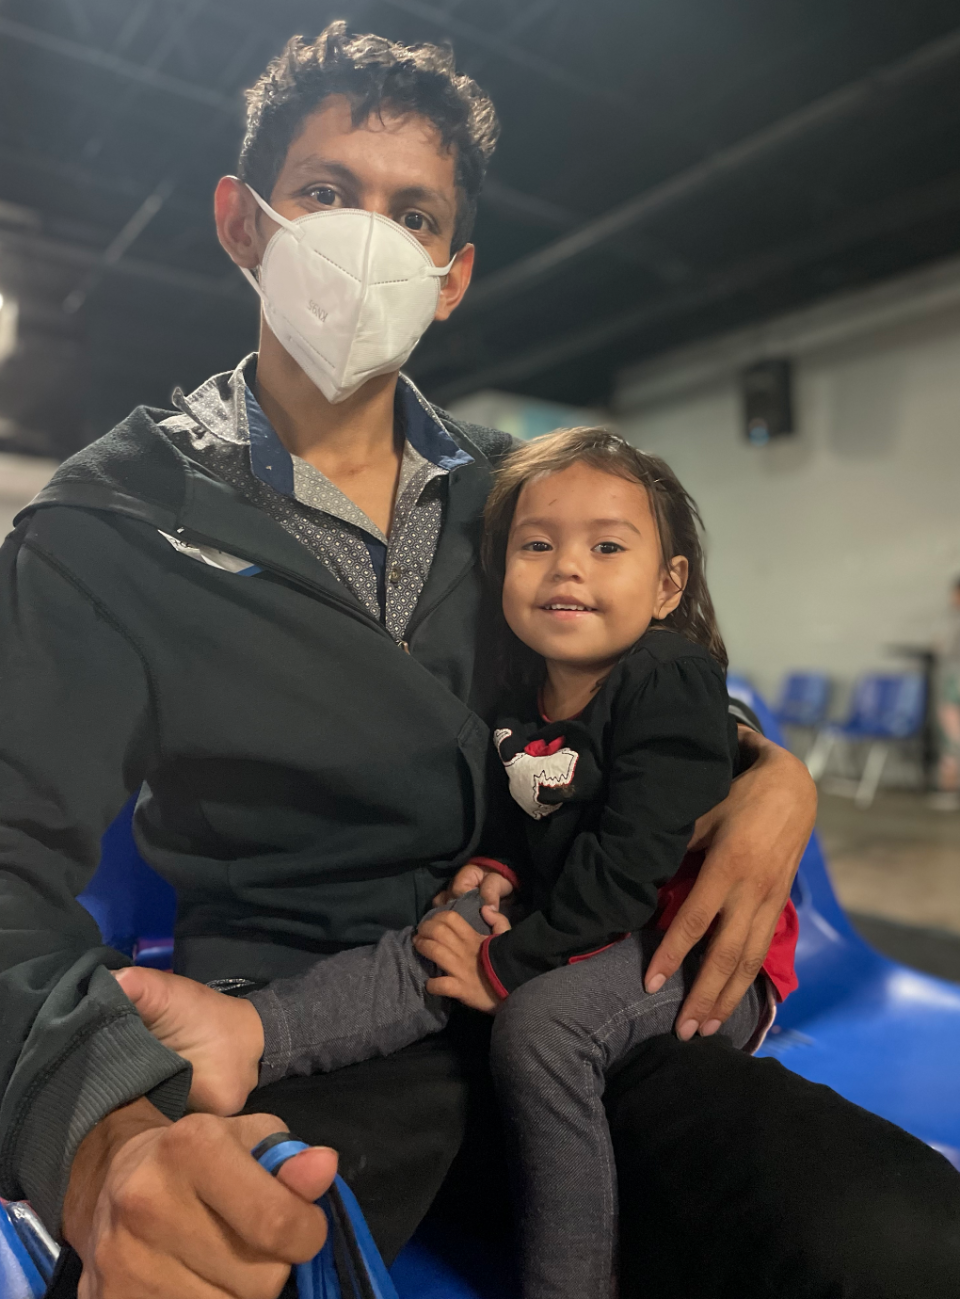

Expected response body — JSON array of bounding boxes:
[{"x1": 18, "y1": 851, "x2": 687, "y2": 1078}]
[{"x1": 480, "y1": 629, "x2": 738, "y2": 996}]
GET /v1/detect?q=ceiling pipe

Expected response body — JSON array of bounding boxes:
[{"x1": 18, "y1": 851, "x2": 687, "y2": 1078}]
[{"x1": 455, "y1": 25, "x2": 960, "y2": 317}]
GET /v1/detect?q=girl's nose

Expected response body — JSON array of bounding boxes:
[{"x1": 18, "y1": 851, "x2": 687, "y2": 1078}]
[{"x1": 550, "y1": 549, "x2": 584, "y2": 581}]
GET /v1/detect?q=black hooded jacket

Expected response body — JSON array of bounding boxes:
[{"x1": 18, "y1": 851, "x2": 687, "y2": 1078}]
[{"x1": 0, "y1": 369, "x2": 511, "y2": 1227}]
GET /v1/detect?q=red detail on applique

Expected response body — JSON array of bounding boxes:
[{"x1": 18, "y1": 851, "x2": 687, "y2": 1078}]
[
  {"x1": 524, "y1": 736, "x2": 566, "y2": 757},
  {"x1": 568, "y1": 935, "x2": 629, "y2": 964},
  {"x1": 479, "y1": 936, "x2": 509, "y2": 1001},
  {"x1": 468, "y1": 857, "x2": 521, "y2": 892},
  {"x1": 651, "y1": 851, "x2": 799, "y2": 1002}
]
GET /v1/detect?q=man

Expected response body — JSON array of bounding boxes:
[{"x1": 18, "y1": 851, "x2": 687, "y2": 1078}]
[{"x1": 1, "y1": 22, "x2": 957, "y2": 1299}]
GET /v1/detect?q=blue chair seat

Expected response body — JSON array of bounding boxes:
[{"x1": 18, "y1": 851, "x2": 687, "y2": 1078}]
[{"x1": 729, "y1": 676, "x2": 960, "y2": 1171}]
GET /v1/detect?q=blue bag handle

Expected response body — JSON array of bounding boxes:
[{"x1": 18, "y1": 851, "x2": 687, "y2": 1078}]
[{"x1": 252, "y1": 1135, "x2": 399, "y2": 1299}]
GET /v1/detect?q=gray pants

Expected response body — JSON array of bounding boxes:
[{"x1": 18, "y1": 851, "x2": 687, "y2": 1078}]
[
  {"x1": 247, "y1": 897, "x2": 762, "y2": 1299},
  {"x1": 490, "y1": 930, "x2": 762, "y2": 1299}
]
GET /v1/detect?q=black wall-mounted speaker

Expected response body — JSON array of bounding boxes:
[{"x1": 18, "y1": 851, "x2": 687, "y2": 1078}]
[{"x1": 742, "y1": 358, "x2": 793, "y2": 445}]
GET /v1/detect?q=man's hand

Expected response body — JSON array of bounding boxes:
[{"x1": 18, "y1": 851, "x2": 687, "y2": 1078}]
[
  {"x1": 414, "y1": 910, "x2": 509, "y2": 1013},
  {"x1": 63, "y1": 1096, "x2": 337, "y2": 1299},
  {"x1": 432, "y1": 861, "x2": 515, "y2": 910},
  {"x1": 644, "y1": 728, "x2": 815, "y2": 1039},
  {"x1": 113, "y1": 967, "x2": 264, "y2": 1115}
]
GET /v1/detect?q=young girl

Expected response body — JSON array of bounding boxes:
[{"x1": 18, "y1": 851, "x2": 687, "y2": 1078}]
[{"x1": 119, "y1": 428, "x2": 797, "y2": 1298}]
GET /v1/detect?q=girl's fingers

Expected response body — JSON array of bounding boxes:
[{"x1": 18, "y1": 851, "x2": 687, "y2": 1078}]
[
  {"x1": 425, "y1": 975, "x2": 461, "y2": 998},
  {"x1": 483, "y1": 906, "x2": 511, "y2": 935}
]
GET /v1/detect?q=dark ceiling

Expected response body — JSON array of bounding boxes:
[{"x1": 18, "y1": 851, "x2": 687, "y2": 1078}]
[{"x1": 1, "y1": 0, "x2": 960, "y2": 456}]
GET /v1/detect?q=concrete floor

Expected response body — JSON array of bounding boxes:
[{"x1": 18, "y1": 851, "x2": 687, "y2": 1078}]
[{"x1": 816, "y1": 788, "x2": 960, "y2": 981}]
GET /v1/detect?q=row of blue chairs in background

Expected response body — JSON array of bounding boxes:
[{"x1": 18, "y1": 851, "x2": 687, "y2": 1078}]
[
  {"x1": 4, "y1": 682, "x2": 959, "y2": 1299},
  {"x1": 773, "y1": 670, "x2": 927, "y2": 808}
]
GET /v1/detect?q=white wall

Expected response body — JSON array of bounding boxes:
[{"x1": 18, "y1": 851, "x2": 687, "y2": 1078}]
[{"x1": 614, "y1": 254, "x2": 960, "y2": 703}]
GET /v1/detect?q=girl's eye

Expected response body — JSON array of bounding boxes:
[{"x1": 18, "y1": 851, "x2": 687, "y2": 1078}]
[
  {"x1": 402, "y1": 211, "x2": 426, "y2": 231},
  {"x1": 309, "y1": 186, "x2": 338, "y2": 206},
  {"x1": 595, "y1": 542, "x2": 624, "y2": 555},
  {"x1": 522, "y1": 540, "x2": 551, "y2": 552}
]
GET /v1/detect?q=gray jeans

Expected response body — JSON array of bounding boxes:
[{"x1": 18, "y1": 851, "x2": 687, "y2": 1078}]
[
  {"x1": 490, "y1": 930, "x2": 763, "y2": 1299},
  {"x1": 247, "y1": 897, "x2": 762, "y2": 1299}
]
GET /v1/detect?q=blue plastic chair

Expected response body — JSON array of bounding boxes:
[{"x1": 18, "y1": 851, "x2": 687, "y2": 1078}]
[
  {"x1": 773, "y1": 671, "x2": 831, "y2": 729},
  {"x1": 728, "y1": 675, "x2": 960, "y2": 1172},
  {"x1": 805, "y1": 672, "x2": 926, "y2": 807}
]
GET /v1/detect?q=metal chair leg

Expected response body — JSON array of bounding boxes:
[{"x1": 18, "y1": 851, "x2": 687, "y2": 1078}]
[
  {"x1": 806, "y1": 731, "x2": 835, "y2": 782},
  {"x1": 855, "y1": 742, "x2": 888, "y2": 809}
]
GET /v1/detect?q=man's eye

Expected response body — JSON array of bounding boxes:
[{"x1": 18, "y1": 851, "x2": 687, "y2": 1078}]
[
  {"x1": 402, "y1": 212, "x2": 426, "y2": 231},
  {"x1": 595, "y1": 542, "x2": 624, "y2": 554},
  {"x1": 309, "y1": 186, "x2": 338, "y2": 206}
]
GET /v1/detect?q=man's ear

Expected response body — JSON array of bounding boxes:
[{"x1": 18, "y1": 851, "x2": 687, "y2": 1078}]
[
  {"x1": 434, "y1": 242, "x2": 475, "y2": 322},
  {"x1": 214, "y1": 176, "x2": 274, "y2": 270},
  {"x1": 655, "y1": 556, "x2": 690, "y2": 619}
]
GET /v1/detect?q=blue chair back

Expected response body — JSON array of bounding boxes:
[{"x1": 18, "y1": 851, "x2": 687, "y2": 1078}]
[
  {"x1": 78, "y1": 796, "x2": 176, "y2": 954},
  {"x1": 774, "y1": 672, "x2": 831, "y2": 728},
  {"x1": 728, "y1": 675, "x2": 877, "y2": 1024},
  {"x1": 843, "y1": 673, "x2": 925, "y2": 739}
]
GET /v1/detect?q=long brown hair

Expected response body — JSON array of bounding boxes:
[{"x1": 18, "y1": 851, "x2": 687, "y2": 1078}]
[{"x1": 481, "y1": 426, "x2": 728, "y2": 692}]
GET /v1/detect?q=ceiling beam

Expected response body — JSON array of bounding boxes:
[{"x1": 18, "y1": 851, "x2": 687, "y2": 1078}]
[
  {"x1": 456, "y1": 24, "x2": 960, "y2": 317},
  {"x1": 377, "y1": 0, "x2": 632, "y2": 108},
  {"x1": 424, "y1": 169, "x2": 960, "y2": 403},
  {"x1": 0, "y1": 221, "x2": 248, "y2": 302},
  {"x1": 0, "y1": 15, "x2": 237, "y2": 111}
]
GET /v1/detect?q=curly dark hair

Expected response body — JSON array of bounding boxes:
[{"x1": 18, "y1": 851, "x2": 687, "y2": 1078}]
[
  {"x1": 482, "y1": 427, "x2": 728, "y2": 692},
  {"x1": 238, "y1": 20, "x2": 499, "y2": 252}
]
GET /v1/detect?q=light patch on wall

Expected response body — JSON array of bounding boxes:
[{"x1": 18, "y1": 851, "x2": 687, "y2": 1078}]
[{"x1": 0, "y1": 292, "x2": 18, "y2": 365}]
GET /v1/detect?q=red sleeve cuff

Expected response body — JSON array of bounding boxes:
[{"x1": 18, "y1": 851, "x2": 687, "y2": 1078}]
[
  {"x1": 479, "y1": 936, "x2": 509, "y2": 1001},
  {"x1": 468, "y1": 856, "x2": 520, "y2": 893}
]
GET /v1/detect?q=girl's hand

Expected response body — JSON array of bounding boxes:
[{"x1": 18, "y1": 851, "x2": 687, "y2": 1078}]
[
  {"x1": 414, "y1": 910, "x2": 510, "y2": 1013},
  {"x1": 432, "y1": 861, "x2": 516, "y2": 909},
  {"x1": 113, "y1": 967, "x2": 264, "y2": 1115}
]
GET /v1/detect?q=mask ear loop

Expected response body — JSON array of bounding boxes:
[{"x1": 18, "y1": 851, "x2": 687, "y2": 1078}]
[{"x1": 238, "y1": 185, "x2": 301, "y2": 300}]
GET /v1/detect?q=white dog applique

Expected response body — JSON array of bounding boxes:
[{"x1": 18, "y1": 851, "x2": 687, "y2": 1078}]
[{"x1": 494, "y1": 728, "x2": 580, "y2": 821}]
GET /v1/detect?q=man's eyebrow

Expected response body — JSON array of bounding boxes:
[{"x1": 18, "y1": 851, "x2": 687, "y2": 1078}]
[
  {"x1": 513, "y1": 516, "x2": 643, "y2": 536},
  {"x1": 392, "y1": 184, "x2": 454, "y2": 214},
  {"x1": 287, "y1": 158, "x2": 360, "y2": 186}
]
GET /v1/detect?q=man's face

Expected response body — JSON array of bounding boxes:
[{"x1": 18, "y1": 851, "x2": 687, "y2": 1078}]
[
  {"x1": 268, "y1": 96, "x2": 459, "y2": 265},
  {"x1": 217, "y1": 94, "x2": 473, "y2": 325}
]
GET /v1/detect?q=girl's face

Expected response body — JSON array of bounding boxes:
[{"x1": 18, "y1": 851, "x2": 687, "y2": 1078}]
[{"x1": 502, "y1": 462, "x2": 688, "y2": 673}]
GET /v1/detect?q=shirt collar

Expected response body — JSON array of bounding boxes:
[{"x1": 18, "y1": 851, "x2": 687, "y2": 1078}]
[{"x1": 242, "y1": 371, "x2": 472, "y2": 500}]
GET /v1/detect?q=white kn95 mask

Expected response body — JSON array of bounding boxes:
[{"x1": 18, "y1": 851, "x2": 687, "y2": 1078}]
[{"x1": 240, "y1": 185, "x2": 455, "y2": 404}]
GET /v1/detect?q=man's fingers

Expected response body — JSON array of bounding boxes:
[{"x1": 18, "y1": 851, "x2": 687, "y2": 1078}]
[
  {"x1": 113, "y1": 966, "x2": 174, "y2": 1030},
  {"x1": 174, "y1": 1115, "x2": 329, "y2": 1264},
  {"x1": 673, "y1": 908, "x2": 770, "y2": 1036},
  {"x1": 699, "y1": 909, "x2": 781, "y2": 1033},
  {"x1": 275, "y1": 1146, "x2": 339, "y2": 1204},
  {"x1": 643, "y1": 880, "x2": 725, "y2": 993}
]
